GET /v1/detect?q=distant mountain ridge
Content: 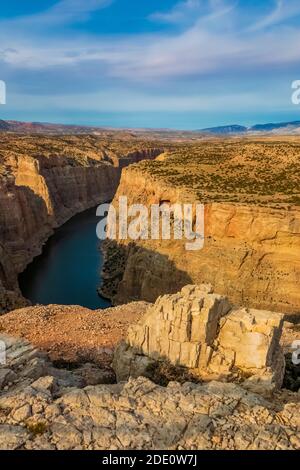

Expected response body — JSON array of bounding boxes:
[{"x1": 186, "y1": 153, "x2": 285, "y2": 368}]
[
  {"x1": 201, "y1": 124, "x2": 248, "y2": 134},
  {"x1": 1, "y1": 118, "x2": 300, "y2": 136},
  {"x1": 201, "y1": 120, "x2": 300, "y2": 135},
  {"x1": 0, "y1": 119, "x2": 10, "y2": 130}
]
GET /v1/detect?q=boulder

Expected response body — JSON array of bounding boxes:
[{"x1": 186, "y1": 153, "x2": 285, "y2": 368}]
[
  {"x1": 113, "y1": 341, "x2": 155, "y2": 382},
  {"x1": 208, "y1": 307, "x2": 285, "y2": 390},
  {"x1": 118, "y1": 284, "x2": 285, "y2": 392},
  {"x1": 0, "y1": 425, "x2": 29, "y2": 450},
  {"x1": 127, "y1": 284, "x2": 231, "y2": 368}
]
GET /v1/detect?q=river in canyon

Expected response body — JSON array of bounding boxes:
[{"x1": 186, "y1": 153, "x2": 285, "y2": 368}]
[{"x1": 19, "y1": 206, "x2": 111, "y2": 309}]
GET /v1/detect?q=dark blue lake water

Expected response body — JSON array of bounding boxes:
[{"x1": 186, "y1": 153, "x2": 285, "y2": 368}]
[{"x1": 19, "y1": 206, "x2": 111, "y2": 309}]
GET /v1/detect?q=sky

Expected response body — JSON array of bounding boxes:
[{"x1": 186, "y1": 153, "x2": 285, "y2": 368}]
[{"x1": 0, "y1": 0, "x2": 300, "y2": 129}]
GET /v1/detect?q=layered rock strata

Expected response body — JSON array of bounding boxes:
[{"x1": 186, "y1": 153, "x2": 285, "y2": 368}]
[{"x1": 101, "y1": 166, "x2": 300, "y2": 314}]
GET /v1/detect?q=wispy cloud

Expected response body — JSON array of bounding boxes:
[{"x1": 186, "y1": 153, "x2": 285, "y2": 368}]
[
  {"x1": 0, "y1": 0, "x2": 299, "y2": 125},
  {"x1": 150, "y1": 0, "x2": 205, "y2": 24},
  {"x1": 1, "y1": 0, "x2": 300, "y2": 78},
  {"x1": 149, "y1": 0, "x2": 235, "y2": 27},
  {"x1": 2, "y1": 0, "x2": 113, "y2": 27},
  {"x1": 248, "y1": 0, "x2": 300, "y2": 31}
]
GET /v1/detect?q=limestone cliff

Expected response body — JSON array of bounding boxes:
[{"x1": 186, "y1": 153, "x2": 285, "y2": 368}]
[{"x1": 101, "y1": 165, "x2": 300, "y2": 314}]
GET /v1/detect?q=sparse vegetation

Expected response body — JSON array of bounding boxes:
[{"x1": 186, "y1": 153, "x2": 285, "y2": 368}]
[
  {"x1": 0, "y1": 133, "x2": 169, "y2": 174},
  {"x1": 145, "y1": 359, "x2": 201, "y2": 386},
  {"x1": 26, "y1": 421, "x2": 48, "y2": 436},
  {"x1": 133, "y1": 138, "x2": 300, "y2": 207}
]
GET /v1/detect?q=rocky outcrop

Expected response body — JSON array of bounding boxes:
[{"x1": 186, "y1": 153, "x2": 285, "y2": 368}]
[
  {"x1": 0, "y1": 333, "x2": 115, "y2": 392},
  {"x1": 0, "y1": 333, "x2": 299, "y2": 450},
  {"x1": 101, "y1": 166, "x2": 300, "y2": 314},
  {"x1": 0, "y1": 141, "x2": 163, "y2": 313},
  {"x1": 113, "y1": 285, "x2": 285, "y2": 394}
]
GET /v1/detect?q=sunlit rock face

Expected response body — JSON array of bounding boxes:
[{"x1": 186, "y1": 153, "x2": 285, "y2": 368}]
[
  {"x1": 101, "y1": 154, "x2": 300, "y2": 314},
  {"x1": 114, "y1": 284, "x2": 285, "y2": 394}
]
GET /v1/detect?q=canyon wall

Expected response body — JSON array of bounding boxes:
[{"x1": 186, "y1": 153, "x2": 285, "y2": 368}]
[
  {"x1": 101, "y1": 167, "x2": 300, "y2": 314},
  {"x1": 0, "y1": 147, "x2": 163, "y2": 313}
]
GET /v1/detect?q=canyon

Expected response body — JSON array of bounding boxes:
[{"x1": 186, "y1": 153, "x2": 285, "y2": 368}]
[
  {"x1": 0, "y1": 134, "x2": 163, "y2": 313},
  {"x1": 0, "y1": 132, "x2": 299, "y2": 451}
]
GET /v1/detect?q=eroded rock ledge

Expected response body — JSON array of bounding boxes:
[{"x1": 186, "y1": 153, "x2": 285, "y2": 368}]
[
  {"x1": 114, "y1": 284, "x2": 286, "y2": 395},
  {"x1": 0, "y1": 333, "x2": 299, "y2": 450}
]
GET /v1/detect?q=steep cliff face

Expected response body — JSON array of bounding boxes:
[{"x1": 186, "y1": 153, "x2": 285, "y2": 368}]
[
  {"x1": 110, "y1": 148, "x2": 165, "y2": 169},
  {"x1": 0, "y1": 140, "x2": 163, "y2": 313},
  {"x1": 101, "y1": 167, "x2": 300, "y2": 314}
]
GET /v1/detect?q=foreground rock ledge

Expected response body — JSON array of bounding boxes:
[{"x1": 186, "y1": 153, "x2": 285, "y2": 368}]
[
  {"x1": 0, "y1": 333, "x2": 299, "y2": 450},
  {"x1": 114, "y1": 284, "x2": 286, "y2": 394}
]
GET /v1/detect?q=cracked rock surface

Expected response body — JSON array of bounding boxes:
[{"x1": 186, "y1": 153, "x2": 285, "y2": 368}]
[{"x1": 0, "y1": 333, "x2": 299, "y2": 450}]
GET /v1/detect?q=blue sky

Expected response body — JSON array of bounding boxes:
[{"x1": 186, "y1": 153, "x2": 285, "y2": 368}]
[{"x1": 0, "y1": 0, "x2": 300, "y2": 129}]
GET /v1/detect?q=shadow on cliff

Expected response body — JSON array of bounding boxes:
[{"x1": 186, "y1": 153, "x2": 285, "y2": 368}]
[
  {"x1": 15, "y1": 183, "x2": 53, "y2": 234},
  {"x1": 100, "y1": 240, "x2": 193, "y2": 304},
  {"x1": 1, "y1": 184, "x2": 52, "y2": 289}
]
